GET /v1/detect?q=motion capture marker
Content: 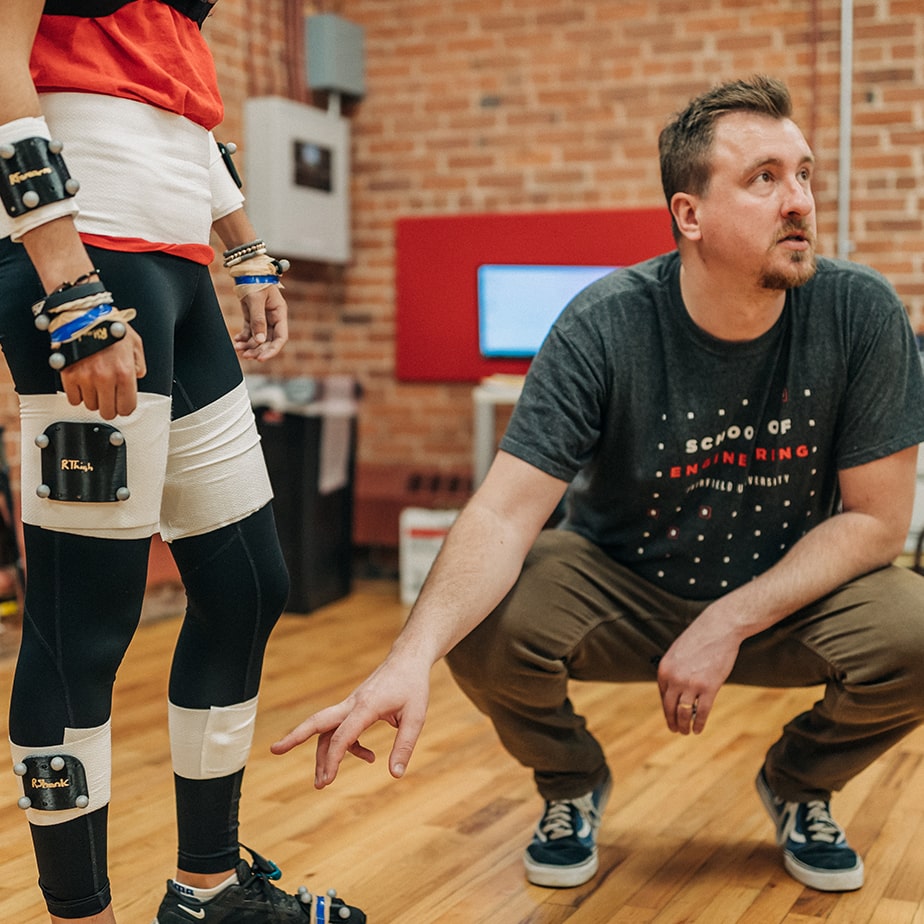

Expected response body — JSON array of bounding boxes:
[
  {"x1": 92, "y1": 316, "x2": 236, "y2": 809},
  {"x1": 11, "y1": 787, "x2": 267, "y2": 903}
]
[
  {"x1": 109, "y1": 430, "x2": 125, "y2": 447},
  {"x1": 34, "y1": 312, "x2": 50, "y2": 331},
  {"x1": 224, "y1": 141, "x2": 237, "y2": 154},
  {"x1": 65, "y1": 178, "x2": 80, "y2": 195},
  {"x1": 297, "y1": 886, "x2": 311, "y2": 905},
  {"x1": 75, "y1": 795, "x2": 89, "y2": 808},
  {"x1": 110, "y1": 321, "x2": 126, "y2": 339},
  {"x1": 115, "y1": 487, "x2": 131, "y2": 501},
  {"x1": 338, "y1": 904, "x2": 351, "y2": 920},
  {"x1": 50, "y1": 756, "x2": 65, "y2": 772},
  {"x1": 49, "y1": 351, "x2": 66, "y2": 370},
  {"x1": 13, "y1": 761, "x2": 32, "y2": 810},
  {"x1": 34, "y1": 433, "x2": 49, "y2": 449},
  {"x1": 48, "y1": 139, "x2": 64, "y2": 155},
  {"x1": 22, "y1": 191, "x2": 40, "y2": 209},
  {"x1": 36, "y1": 484, "x2": 51, "y2": 499},
  {"x1": 0, "y1": 144, "x2": 14, "y2": 159}
]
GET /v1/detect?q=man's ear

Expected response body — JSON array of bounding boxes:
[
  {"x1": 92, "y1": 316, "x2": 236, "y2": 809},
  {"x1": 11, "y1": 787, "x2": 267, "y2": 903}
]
[{"x1": 670, "y1": 192, "x2": 701, "y2": 242}]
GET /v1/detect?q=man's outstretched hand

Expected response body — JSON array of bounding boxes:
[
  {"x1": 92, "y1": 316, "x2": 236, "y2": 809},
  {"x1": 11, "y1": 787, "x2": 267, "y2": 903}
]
[{"x1": 271, "y1": 655, "x2": 430, "y2": 789}]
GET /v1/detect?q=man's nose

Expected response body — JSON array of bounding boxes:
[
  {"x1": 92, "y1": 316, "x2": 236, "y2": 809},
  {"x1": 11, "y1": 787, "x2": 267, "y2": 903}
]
[{"x1": 783, "y1": 178, "x2": 814, "y2": 217}]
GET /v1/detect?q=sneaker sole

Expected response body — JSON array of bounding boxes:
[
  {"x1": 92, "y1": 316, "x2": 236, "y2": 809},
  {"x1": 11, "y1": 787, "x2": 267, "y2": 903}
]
[
  {"x1": 524, "y1": 849, "x2": 598, "y2": 888},
  {"x1": 783, "y1": 851, "x2": 864, "y2": 892}
]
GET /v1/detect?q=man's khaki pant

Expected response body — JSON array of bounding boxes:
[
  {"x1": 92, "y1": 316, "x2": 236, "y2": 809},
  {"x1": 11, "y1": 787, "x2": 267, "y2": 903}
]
[{"x1": 446, "y1": 529, "x2": 924, "y2": 802}]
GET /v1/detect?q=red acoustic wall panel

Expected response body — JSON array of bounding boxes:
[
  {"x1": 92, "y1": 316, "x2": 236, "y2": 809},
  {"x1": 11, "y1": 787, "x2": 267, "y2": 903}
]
[{"x1": 395, "y1": 209, "x2": 675, "y2": 382}]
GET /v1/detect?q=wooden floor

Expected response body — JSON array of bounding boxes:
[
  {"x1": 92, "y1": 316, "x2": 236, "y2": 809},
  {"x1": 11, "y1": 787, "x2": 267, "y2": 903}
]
[{"x1": 0, "y1": 579, "x2": 923, "y2": 923}]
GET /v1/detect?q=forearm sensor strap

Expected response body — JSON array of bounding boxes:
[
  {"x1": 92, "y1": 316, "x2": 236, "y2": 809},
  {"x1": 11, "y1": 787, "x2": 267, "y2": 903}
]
[{"x1": 0, "y1": 137, "x2": 79, "y2": 218}]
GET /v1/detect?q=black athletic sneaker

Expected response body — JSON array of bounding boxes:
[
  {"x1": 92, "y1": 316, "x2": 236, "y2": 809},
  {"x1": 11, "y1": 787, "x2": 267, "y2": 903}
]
[
  {"x1": 152, "y1": 845, "x2": 367, "y2": 922},
  {"x1": 756, "y1": 766, "x2": 864, "y2": 892}
]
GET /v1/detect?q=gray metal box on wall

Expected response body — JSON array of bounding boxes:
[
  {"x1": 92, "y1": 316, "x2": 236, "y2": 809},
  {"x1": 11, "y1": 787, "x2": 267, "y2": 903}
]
[{"x1": 306, "y1": 14, "x2": 366, "y2": 99}]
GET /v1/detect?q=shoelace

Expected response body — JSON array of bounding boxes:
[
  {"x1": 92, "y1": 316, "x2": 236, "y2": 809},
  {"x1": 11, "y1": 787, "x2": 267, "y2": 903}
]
[
  {"x1": 539, "y1": 801, "x2": 578, "y2": 840},
  {"x1": 780, "y1": 799, "x2": 844, "y2": 846},
  {"x1": 802, "y1": 801, "x2": 845, "y2": 844}
]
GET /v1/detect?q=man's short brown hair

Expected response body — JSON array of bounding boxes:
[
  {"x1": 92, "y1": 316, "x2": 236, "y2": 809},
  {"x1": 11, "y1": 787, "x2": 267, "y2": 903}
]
[{"x1": 659, "y1": 75, "x2": 793, "y2": 240}]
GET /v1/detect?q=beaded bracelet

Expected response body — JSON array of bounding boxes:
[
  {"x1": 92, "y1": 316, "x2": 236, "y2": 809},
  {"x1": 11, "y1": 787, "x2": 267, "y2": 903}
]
[
  {"x1": 51, "y1": 268, "x2": 101, "y2": 295},
  {"x1": 222, "y1": 239, "x2": 267, "y2": 268}
]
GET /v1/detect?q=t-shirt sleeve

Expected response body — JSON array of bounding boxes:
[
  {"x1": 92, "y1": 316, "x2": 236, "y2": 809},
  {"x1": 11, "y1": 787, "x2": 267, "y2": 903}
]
[
  {"x1": 834, "y1": 268, "x2": 924, "y2": 469},
  {"x1": 499, "y1": 301, "x2": 609, "y2": 482}
]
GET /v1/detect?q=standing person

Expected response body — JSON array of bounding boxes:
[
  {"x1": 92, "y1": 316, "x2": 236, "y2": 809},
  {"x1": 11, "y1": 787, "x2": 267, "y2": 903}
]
[
  {"x1": 0, "y1": 1, "x2": 366, "y2": 922},
  {"x1": 273, "y1": 75, "x2": 924, "y2": 894}
]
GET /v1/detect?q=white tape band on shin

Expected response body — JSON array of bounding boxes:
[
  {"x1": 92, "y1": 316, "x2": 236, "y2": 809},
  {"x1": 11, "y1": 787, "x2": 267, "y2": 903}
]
[
  {"x1": 19, "y1": 392, "x2": 171, "y2": 539},
  {"x1": 168, "y1": 696, "x2": 258, "y2": 780},
  {"x1": 10, "y1": 722, "x2": 111, "y2": 826},
  {"x1": 160, "y1": 380, "x2": 273, "y2": 541}
]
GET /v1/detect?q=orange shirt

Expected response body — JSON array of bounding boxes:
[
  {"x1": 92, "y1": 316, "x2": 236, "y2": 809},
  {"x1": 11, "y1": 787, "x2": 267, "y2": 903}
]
[
  {"x1": 29, "y1": 1, "x2": 223, "y2": 262},
  {"x1": 31, "y1": 0, "x2": 224, "y2": 129}
]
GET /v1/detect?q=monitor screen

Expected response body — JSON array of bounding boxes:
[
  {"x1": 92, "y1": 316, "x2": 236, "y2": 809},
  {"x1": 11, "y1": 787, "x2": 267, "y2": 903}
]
[{"x1": 477, "y1": 264, "x2": 617, "y2": 358}]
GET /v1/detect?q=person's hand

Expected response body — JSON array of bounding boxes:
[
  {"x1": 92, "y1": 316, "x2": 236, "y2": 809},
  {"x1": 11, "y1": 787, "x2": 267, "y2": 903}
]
[
  {"x1": 59, "y1": 324, "x2": 146, "y2": 419},
  {"x1": 233, "y1": 285, "x2": 288, "y2": 361},
  {"x1": 271, "y1": 654, "x2": 430, "y2": 789},
  {"x1": 656, "y1": 611, "x2": 741, "y2": 736}
]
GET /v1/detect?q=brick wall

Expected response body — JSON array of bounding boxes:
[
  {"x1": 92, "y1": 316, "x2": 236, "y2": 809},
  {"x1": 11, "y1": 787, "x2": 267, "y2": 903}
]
[
  {"x1": 266, "y1": 0, "x2": 923, "y2": 473},
  {"x1": 2, "y1": 0, "x2": 921, "y2": 498}
]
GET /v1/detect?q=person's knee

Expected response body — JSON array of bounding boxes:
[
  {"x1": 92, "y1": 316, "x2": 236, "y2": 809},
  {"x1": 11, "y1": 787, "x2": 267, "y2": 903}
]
[
  {"x1": 837, "y1": 568, "x2": 924, "y2": 699},
  {"x1": 173, "y1": 503, "x2": 290, "y2": 637}
]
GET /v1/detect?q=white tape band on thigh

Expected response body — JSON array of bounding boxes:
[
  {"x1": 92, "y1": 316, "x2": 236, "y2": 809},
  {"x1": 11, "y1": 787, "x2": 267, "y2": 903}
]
[
  {"x1": 168, "y1": 696, "x2": 258, "y2": 780},
  {"x1": 19, "y1": 392, "x2": 171, "y2": 539},
  {"x1": 160, "y1": 380, "x2": 273, "y2": 542},
  {"x1": 10, "y1": 721, "x2": 112, "y2": 826}
]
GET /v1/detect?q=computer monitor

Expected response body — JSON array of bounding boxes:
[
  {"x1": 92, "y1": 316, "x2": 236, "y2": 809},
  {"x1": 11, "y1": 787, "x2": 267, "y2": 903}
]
[{"x1": 477, "y1": 264, "x2": 617, "y2": 358}]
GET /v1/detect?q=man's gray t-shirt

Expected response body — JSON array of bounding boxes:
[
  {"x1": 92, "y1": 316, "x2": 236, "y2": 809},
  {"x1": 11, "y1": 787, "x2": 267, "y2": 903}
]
[{"x1": 501, "y1": 251, "x2": 924, "y2": 600}]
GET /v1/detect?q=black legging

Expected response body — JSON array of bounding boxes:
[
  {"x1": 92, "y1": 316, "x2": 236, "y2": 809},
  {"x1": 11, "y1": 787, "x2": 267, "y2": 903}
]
[{"x1": 0, "y1": 239, "x2": 289, "y2": 917}]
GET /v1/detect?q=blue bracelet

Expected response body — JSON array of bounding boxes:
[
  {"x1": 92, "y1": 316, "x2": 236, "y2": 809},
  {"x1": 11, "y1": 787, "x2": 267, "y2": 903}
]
[
  {"x1": 233, "y1": 274, "x2": 280, "y2": 286},
  {"x1": 50, "y1": 303, "x2": 114, "y2": 347}
]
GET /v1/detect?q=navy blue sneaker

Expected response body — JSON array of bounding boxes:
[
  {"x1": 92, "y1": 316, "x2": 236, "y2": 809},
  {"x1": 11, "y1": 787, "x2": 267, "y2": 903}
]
[
  {"x1": 524, "y1": 775, "x2": 612, "y2": 888},
  {"x1": 756, "y1": 767, "x2": 863, "y2": 891}
]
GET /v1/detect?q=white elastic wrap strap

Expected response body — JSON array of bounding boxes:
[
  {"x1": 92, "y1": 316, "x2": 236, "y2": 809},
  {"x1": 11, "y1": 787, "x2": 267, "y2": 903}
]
[
  {"x1": 159, "y1": 380, "x2": 273, "y2": 541},
  {"x1": 168, "y1": 696, "x2": 258, "y2": 780},
  {"x1": 0, "y1": 115, "x2": 80, "y2": 241},
  {"x1": 19, "y1": 392, "x2": 172, "y2": 539},
  {"x1": 208, "y1": 131, "x2": 245, "y2": 223},
  {"x1": 10, "y1": 722, "x2": 111, "y2": 826},
  {"x1": 41, "y1": 93, "x2": 212, "y2": 246}
]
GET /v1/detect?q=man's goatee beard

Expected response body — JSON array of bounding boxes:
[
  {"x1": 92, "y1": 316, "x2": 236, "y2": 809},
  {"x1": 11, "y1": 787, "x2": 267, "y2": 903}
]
[{"x1": 760, "y1": 253, "x2": 818, "y2": 291}]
